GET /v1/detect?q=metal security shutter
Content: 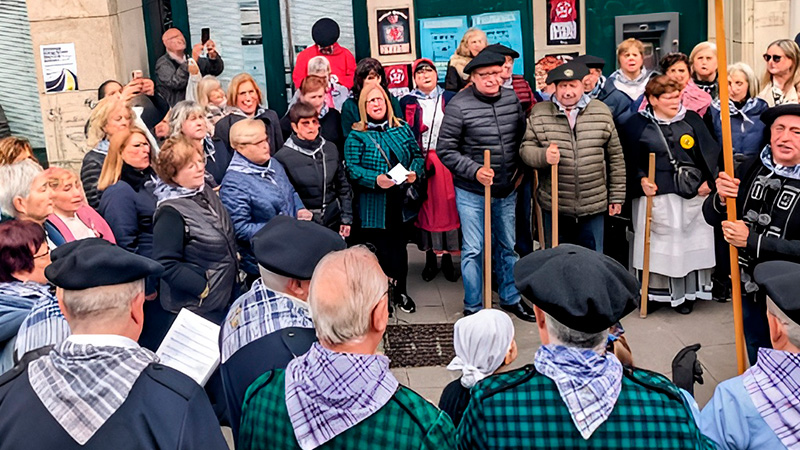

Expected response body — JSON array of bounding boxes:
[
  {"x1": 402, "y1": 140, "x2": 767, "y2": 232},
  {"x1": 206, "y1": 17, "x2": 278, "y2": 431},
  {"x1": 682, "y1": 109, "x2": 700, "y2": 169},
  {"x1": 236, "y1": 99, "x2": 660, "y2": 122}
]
[
  {"x1": 0, "y1": 0, "x2": 46, "y2": 149},
  {"x1": 286, "y1": 0, "x2": 356, "y2": 66}
]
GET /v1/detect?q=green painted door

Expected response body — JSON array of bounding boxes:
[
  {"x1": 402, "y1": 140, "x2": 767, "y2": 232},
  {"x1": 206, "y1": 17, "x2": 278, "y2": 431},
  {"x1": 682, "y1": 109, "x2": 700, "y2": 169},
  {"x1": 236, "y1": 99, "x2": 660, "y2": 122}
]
[{"x1": 585, "y1": 0, "x2": 708, "y2": 75}]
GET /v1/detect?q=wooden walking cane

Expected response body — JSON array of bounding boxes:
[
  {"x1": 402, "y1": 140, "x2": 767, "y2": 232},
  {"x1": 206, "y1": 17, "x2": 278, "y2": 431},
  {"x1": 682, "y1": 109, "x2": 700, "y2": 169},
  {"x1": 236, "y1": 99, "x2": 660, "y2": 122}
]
[
  {"x1": 534, "y1": 171, "x2": 545, "y2": 247},
  {"x1": 640, "y1": 153, "x2": 656, "y2": 318},
  {"x1": 715, "y1": 0, "x2": 748, "y2": 374},
  {"x1": 551, "y1": 165, "x2": 559, "y2": 247},
  {"x1": 483, "y1": 150, "x2": 492, "y2": 309}
]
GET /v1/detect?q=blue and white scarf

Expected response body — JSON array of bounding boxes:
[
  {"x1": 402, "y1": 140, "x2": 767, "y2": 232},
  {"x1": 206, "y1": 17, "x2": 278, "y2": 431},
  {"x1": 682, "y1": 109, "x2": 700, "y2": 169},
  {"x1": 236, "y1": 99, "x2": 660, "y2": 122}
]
[
  {"x1": 760, "y1": 145, "x2": 800, "y2": 181},
  {"x1": 534, "y1": 344, "x2": 623, "y2": 439},
  {"x1": 319, "y1": 103, "x2": 330, "y2": 119},
  {"x1": 0, "y1": 281, "x2": 52, "y2": 338},
  {"x1": 220, "y1": 279, "x2": 313, "y2": 363},
  {"x1": 409, "y1": 85, "x2": 445, "y2": 101},
  {"x1": 13, "y1": 288, "x2": 70, "y2": 360},
  {"x1": 639, "y1": 104, "x2": 688, "y2": 125},
  {"x1": 153, "y1": 178, "x2": 204, "y2": 206},
  {"x1": 285, "y1": 343, "x2": 398, "y2": 449},
  {"x1": 203, "y1": 136, "x2": 216, "y2": 162},
  {"x1": 610, "y1": 68, "x2": 650, "y2": 100},
  {"x1": 90, "y1": 139, "x2": 110, "y2": 156},
  {"x1": 230, "y1": 105, "x2": 268, "y2": 119},
  {"x1": 711, "y1": 97, "x2": 760, "y2": 133},
  {"x1": 743, "y1": 348, "x2": 800, "y2": 449},
  {"x1": 588, "y1": 75, "x2": 607, "y2": 99},
  {"x1": 227, "y1": 152, "x2": 278, "y2": 185}
]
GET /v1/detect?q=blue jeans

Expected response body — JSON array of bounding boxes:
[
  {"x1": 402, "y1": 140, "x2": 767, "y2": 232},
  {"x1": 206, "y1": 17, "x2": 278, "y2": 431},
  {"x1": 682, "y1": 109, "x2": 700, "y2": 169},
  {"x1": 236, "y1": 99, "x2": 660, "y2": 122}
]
[
  {"x1": 455, "y1": 187, "x2": 520, "y2": 312},
  {"x1": 542, "y1": 211, "x2": 605, "y2": 252}
]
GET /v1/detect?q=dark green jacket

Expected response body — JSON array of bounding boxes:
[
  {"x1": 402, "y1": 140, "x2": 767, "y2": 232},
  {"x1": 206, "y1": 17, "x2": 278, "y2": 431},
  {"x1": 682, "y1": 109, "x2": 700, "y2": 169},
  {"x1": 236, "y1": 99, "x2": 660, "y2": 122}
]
[
  {"x1": 239, "y1": 369, "x2": 456, "y2": 450},
  {"x1": 457, "y1": 365, "x2": 715, "y2": 450}
]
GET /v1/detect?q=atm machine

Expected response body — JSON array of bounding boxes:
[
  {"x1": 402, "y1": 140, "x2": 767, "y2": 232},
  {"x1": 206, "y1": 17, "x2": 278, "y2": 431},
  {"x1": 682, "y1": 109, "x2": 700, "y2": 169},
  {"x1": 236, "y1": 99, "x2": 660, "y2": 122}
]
[{"x1": 615, "y1": 12, "x2": 680, "y2": 72}]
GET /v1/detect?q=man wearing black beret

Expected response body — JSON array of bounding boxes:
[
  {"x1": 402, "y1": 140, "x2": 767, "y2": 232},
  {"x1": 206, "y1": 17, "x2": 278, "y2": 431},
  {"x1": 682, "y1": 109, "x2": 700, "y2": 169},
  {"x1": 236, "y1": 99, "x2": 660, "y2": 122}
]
[
  {"x1": 705, "y1": 103, "x2": 800, "y2": 364},
  {"x1": 457, "y1": 244, "x2": 713, "y2": 449},
  {"x1": 218, "y1": 215, "x2": 346, "y2": 439},
  {"x1": 438, "y1": 45, "x2": 535, "y2": 321},
  {"x1": 0, "y1": 238, "x2": 229, "y2": 449},
  {"x1": 700, "y1": 260, "x2": 800, "y2": 449}
]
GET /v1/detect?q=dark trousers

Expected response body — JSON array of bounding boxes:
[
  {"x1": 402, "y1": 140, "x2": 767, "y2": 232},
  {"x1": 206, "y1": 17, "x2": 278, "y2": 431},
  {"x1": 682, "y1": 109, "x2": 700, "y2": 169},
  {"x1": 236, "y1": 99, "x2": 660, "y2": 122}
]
[
  {"x1": 515, "y1": 174, "x2": 534, "y2": 256},
  {"x1": 542, "y1": 211, "x2": 605, "y2": 252},
  {"x1": 358, "y1": 190, "x2": 409, "y2": 294},
  {"x1": 743, "y1": 290, "x2": 772, "y2": 365}
]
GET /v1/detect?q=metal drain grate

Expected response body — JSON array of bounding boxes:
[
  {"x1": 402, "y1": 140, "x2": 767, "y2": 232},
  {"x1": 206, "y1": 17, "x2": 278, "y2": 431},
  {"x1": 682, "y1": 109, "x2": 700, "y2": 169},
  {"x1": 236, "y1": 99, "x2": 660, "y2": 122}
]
[{"x1": 384, "y1": 323, "x2": 455, "y2": 368}]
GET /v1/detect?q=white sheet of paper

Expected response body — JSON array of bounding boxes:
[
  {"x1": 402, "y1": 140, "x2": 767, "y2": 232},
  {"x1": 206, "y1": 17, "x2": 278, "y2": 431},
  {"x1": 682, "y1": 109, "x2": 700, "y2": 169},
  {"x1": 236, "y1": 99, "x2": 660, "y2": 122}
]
[
  {"x1": 156, "y1": 309, "x2": 221, "y2": 386},
  {"x1": 386, "y1": 163, "x2": 411, "y2": 185}
]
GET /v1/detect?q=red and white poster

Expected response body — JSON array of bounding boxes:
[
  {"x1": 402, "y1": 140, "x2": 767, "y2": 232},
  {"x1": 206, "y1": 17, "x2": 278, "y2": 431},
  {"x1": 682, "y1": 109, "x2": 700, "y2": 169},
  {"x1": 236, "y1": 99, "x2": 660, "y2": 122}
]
[
  {"x1": 547, "y1": 0, "x2": 580, "y2": 46},
  {"x1": 384, "y1": 64, "x2": 411, "y2": 98}
]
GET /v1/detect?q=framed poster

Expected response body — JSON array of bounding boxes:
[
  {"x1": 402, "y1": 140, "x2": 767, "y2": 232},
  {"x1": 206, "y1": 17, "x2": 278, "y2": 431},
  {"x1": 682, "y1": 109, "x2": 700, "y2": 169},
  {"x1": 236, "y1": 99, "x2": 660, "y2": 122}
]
[
  {"x1": 419, "y1": 16, "x2": 469, "y2": 83},
  {"x1": 471, "y1": 11, "x2": 524, "y2": 75},
  {"x1": 546, "y1": 0, "x2": 581, "y2": 46},
  {"x1": 377, "y1": 8, "x2": 412, "y2": 56}
]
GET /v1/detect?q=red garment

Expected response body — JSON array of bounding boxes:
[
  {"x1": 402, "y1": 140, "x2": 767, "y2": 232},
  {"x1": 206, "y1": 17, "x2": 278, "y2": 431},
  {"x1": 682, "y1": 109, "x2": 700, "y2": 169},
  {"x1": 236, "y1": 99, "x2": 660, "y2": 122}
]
[
  {"x1": 292, "y1": 43, "x2": 356, "y2": 89},
  {"x1": 638, "y1": 80, "x2": 712, "y2": 116},
  {"x1": 47, "y1": 205, "x2": 116, "y2": 243},
  {"x1": 416, "y1": 149, "x2": 460, "y2": 233},
  {"x1": 511, "y1": 75, "x2": 535, "y2": 116}
]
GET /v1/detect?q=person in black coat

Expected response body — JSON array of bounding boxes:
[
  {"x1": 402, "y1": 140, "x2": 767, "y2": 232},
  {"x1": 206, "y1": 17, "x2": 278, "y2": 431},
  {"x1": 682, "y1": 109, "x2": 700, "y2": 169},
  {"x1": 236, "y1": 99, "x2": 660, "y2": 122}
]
[
  {"x1": 280, "y1": 75, "x2": 344, "y2": 153},
  {"x1": 275, "y1": 102, "x2": 352, "y2": 236},
  {"x1": 0, "y1": 239, "x2": 228, "y2": 450},
  {"x1": 214, "y1": 73, "x2": 283, "y2": 158},
  {"x1": 155, "y1": 28, "x2": 224, "y2": 107}
]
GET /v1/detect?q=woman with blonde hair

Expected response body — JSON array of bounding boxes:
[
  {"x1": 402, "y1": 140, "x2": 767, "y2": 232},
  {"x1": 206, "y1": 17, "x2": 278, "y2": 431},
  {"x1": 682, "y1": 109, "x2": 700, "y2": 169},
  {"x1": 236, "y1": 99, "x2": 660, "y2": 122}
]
[
  {"x1": 44, "y1": 167, "x2": 115, "y2": 243},
  {"x1": 758, "y1": 38, "x2": 800, "y2": 106},
  {"x1": 214, "y1": 73, "x2": 284, "y2": 159},
  {"x1": 196, "y1": 75, "x2": 228, "y2": 126},
  {"x1": 0, "y1": 137, "x2": 36, "y2": 166},
  {"x1": 445, "y1": 28, "x2": 488, "y2": 92},
  {"x1": 81, "y1": 96, "x2": 133, "y2": 209},
  {"x1": 690, "y1": 41, "x2": 719, "y2": 99}
]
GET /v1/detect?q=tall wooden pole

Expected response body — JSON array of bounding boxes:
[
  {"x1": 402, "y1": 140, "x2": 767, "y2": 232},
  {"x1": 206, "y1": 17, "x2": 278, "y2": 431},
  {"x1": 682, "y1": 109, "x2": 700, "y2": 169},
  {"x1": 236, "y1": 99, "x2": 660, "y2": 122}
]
[
  {"x1": 715, "y1": 0, "x2": 748, "y2": 374},
  {"x1": 483, "y1": 150, "x2": 492, "y2": 309},
  {"x1": 640, "y1": 153, "x2": 656, "y2": 318},
  {"x1": 551, "y1": 165, "x2": 559, "y2": 247}
]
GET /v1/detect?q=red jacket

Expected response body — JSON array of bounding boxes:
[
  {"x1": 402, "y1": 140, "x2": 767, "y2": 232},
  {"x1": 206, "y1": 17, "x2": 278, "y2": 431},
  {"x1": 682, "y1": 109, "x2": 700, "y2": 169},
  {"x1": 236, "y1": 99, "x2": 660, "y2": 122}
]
[
  {"x1": 511, "y1": 75, "x2": 535, "y2": 116},
  {"x1": 292, "y1": 43, "x2": 356, "y2": 89}
]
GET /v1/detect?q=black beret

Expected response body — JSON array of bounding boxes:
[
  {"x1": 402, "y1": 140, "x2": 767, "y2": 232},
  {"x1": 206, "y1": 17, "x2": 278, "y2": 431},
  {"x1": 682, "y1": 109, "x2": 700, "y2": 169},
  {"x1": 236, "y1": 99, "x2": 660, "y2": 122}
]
[
  {"x1": 546, "y1": 61, "x2": 590, "y2": 85},
  {"x1": 484, "y1": 44, "x2": 520, "y2": 59},
  {"x1": 253, "y1": 216, "x2": 346, "y2": 280},
  {"x1": 312, "y1": 18, "x2": 340, "y2": 47},
  {"x1": 45, "y1": 238, "x2": 164, "y2": 290},
  {"x1": 514, "y1": 244, "x2": 640, "y2": 333},
  {"x1": 463, "y1": 51, "x2": 506, "y2": 74},
  {"x1": 754, "y1": 260, "x2": 800, "y2": 324},
  {"x1": 761, "y1": 104, "x2": 800, "y2": 126},
  {"x1": 574, "y1": 55, "x2": 605, "y2": 69}
]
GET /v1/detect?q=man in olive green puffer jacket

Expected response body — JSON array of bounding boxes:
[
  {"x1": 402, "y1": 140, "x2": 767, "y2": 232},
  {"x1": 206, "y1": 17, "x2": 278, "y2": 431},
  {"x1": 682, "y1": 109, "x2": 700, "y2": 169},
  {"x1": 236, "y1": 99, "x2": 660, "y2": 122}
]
[{"x1": 521, "y1": 61, "x2": 625, "y2": 252}]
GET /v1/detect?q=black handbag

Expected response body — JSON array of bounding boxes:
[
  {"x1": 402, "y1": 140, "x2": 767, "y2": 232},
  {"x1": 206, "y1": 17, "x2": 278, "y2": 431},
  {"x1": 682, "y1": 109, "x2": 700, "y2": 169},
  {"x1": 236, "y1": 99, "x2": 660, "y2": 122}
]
[
  {"x1": 655, "y1": 128, "x2": 703, "y2": 199},
  {"x1": 368, "y1": 133, "x2": 427, "y2": 223}
]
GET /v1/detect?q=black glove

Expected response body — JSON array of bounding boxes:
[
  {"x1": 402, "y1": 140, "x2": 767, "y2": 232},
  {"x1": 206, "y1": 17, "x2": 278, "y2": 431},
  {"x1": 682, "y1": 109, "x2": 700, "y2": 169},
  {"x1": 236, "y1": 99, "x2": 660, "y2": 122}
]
[{"x1": 671, "y1": 343, "x2": 704, "y2": 396}]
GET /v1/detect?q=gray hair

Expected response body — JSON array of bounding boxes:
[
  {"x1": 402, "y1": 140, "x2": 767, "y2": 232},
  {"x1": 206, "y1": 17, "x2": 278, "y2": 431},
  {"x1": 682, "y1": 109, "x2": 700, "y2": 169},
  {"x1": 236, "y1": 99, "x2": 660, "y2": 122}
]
[
  {"x1": 766, "y1": 296, "x2": 800, "y2": 348},
  {"x1": 307, "y1": 56, "x2": 331, "y2": 77},
  {"x1": 308, "y1": 246, "x2": 387, "y2": 346},
  {"x1": 729, "y1": 62, "x2": 760, "y2": 99},
  {"x1": 544, "y1": 312, "x2": 608, "y2": 352},
  {"x1": 168, "y1": 100, "x2": 209, "y2": 138},
  {"x1": 62, "y1": 279, "x2": 144, "y2": 322},
  {"x1": 258, "y1": 265, "x2": 293, "y2": 293},
  {"x1": 0, "y1": 159, "x2": 43, "y2": 218}
]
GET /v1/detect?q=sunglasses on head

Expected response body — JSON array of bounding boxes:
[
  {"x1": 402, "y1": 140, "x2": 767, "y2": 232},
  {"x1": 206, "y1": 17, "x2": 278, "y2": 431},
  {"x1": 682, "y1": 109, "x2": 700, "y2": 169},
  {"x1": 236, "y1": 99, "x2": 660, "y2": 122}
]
[{"x1": 763, "y1": 54, "x2": 784, "y2": 63}]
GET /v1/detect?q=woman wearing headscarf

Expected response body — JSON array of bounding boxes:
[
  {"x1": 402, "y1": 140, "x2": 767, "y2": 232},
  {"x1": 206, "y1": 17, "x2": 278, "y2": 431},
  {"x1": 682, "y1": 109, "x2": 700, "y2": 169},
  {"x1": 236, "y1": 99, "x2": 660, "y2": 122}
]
[
  {"x1": 81, "y1": 97, "x2": 133, "y2": 209},
  {"x1": 440, "y1": 309, "x2": 516, "y2": 427},
  {"x1": 344, "y1": 83, "x2": 424, "y2": 314},
  {"x1": 757, "y1": 39, "x2": 800, "y2": 106},
  {"x1": 45, "y1": 167, "x2": 115, "y2": 243},
  {"x1": 340, "y1": 58, "x2": 402, "y2": 139},
  {"x1": 445, "y1": 28, "x2": 487, "y2": 92},
  {"x1": 400, "y1": 58, "x2": 460, "y2": 282},
  {"x1": 168, "y1": 100, "x2": 230, "y2": 184}
]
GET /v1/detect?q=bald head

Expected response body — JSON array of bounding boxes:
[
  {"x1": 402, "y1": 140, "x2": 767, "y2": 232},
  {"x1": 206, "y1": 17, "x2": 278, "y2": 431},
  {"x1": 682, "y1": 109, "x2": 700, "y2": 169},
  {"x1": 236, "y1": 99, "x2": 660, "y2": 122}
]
[
  {"x1": 162, "y1": 28, "x2": 186, "y2": 54},
  {"x1": 308, "y1": 246, "x2": 388, "y2": 347}
]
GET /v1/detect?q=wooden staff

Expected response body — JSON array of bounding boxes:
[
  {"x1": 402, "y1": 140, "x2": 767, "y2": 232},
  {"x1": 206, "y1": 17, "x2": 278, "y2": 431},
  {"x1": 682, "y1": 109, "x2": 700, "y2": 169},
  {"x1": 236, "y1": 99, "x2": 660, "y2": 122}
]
[
  {"x1": 551, "y1": 164, "x2": 559, "y2": 247},
  {"x1": 640, "y1": 153, "x2": 656, "y2": 318},
  {"x1": 533, "y1": 171, "x2": 545, "y2": 247},
  {"x1": 715, "y1": 0, "x2": 747, "y2": 374},
  {"x1": 483, "y1": 150, "x2": 492, "y2": 309}
]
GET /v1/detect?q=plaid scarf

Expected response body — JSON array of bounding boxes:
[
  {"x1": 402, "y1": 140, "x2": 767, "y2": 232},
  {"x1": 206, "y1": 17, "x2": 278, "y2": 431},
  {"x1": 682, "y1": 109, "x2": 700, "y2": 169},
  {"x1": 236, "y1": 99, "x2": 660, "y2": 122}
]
[
  {"x1": 220, "y1": 279, "x2": 313, "y2": 363},
  {"x1": 534, "y1": 344, "x2": 623, "y2": 439},
  {"x1": 743, "y1": 348, "x2": 800, "y2": 448},
  {"x1": 760, "y1": 145, "x2": 800, "y2": 181},
  {"x1": 409, "y1": 86, "x2": 444, "y2": 100},
  {"x1": 711, "y1": 97, "x2": 760, "y2": 133},
  {"x1": 230, "y1": 105, "x2": 268, "y2": 118},
  {"x1": 90, "y1": 139, "x2": 110, "y2": 156},
  {"x1": 285, "y1": 343, "x2": 399, "y2": 449},
  {"x1": 28, "y1": 340, "x2": 157, "y2": 445},
  {"x1": 13, "y1": 290, "x2": 70, "y2": 359},
  {"x1": 588, "y1": 75, "x2": 607, "y2": 99},
  {"x1": 227, "y1": 152, "x2": 278, "y2": 183},
  {"x1": 153, "y1": 178, "x2": 204, "y2": 206},
  {"x1": 610, "y1": 68, "x2": 650, "y2": 100},
  {"x1": 639, "y1": 104, "x2": 687, "y2": 125},
  {"x1": 203, "y1": 136, "x2": 217, "y2": 162}
]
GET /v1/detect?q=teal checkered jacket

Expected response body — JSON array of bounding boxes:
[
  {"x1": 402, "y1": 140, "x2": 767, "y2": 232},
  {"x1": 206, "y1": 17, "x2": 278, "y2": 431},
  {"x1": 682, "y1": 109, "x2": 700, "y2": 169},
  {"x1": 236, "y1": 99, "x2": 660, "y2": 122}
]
[
  {"x1": 238, "y1": 369, "x2": 456, "y2": 449},
  {"x1": 343, "y1": 124, "x2": 424, "y2": 229},
  {"x1": 456, "y1": 364, "x2": 715, "y2": 450}
]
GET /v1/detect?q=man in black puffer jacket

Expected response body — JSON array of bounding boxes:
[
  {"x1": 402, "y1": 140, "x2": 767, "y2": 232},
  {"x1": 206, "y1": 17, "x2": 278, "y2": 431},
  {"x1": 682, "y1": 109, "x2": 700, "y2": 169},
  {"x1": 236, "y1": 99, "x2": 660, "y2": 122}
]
[{"x1": 438, "y1": 50, "x2": 535, "y2": 321}]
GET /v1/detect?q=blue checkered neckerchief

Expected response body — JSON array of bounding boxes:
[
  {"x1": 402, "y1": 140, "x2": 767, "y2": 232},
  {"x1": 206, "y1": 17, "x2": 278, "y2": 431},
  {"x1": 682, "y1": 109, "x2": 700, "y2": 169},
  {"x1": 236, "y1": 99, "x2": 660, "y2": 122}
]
[
  {"x1": 220, "y1": 279, "x2": 313, "y2": 363},
  {"x1": 760, "y1": 145, "x2": 800, "y2": 181},
  {"x1": 587, "y1": 75, "x2": 607, "y2": 99},
  {"x1": 285, "y1": 343, "x2": 399, "y2": 450},
  {"x1": 534, "y1": 344, "x2": 623, "y2": 440},
  {"x1": 743, "y1": 348, "x2": 800, "y2": 449},
  {"x1": 13, "y1": 287, "x2": 70, "y2": 359},
  {"x1": 227, "y1": 152, "x2": 278, "y2": 184},
  {"x1": 90, "y1": 139, "x2": 110, "y2": 156}
]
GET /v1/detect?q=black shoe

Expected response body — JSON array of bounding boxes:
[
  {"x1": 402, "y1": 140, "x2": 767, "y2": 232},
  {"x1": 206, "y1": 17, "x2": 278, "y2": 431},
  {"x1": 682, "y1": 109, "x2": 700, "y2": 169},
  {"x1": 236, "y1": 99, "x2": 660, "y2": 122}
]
[
  {"x1": 463, "y1": 309, "x2": 478, "y2": 317},
  {"x1": 421, "y1": 251, "x2": 439, "y2": 282},
  {"x1": 394, "y1": 293, "x2": 416, "y2": 313},
  {"x1": 501, "y1": 302, "x2": 537, "y2": 322},
  {"x1": 441, "y1": 254, "x2": 459, "y2": 282},
  {"x1": 711, "y1": 277, "x2": 731, "y2": 302},
  {"x1": 675, "y1": 301, "x2": 695, "y2": 315}
]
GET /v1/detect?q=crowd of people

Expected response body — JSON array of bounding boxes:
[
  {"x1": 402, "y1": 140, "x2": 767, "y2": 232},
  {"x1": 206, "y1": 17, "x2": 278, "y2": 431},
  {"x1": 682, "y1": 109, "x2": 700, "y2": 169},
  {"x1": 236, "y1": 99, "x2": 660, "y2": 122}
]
[{"x1": 1, "y1": 18, "x2": 800, "y2": 449}]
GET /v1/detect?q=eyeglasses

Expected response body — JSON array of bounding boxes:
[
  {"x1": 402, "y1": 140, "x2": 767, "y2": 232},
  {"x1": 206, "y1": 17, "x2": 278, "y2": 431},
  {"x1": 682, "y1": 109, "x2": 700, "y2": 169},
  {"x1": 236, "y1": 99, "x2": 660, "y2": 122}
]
[
  {"x1": 33, "y1": 247, "x2": 50, "y2": 260},
  {"x1": 763, "y1": 54, "x2": 784, "y2": 63}
]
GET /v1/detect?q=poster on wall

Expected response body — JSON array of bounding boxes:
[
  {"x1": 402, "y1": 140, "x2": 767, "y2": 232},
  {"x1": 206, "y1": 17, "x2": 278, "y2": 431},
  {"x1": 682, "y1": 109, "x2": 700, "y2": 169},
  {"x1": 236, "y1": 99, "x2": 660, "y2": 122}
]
[
  {"x1": 471, "y1": 11, "x2": 524, "y2": 75},
  {"x1": 384, "y1": 63, "x2": 411, "y2": 97},
  {"x1": 40, "y1": 43, "x2": 79, "y2": 93},
  {"x1": 418, "y1": 16, "x2": 469, "y2": 83},
  {"x1": 546, "y1": 0, "x2": 580, "y2": 46},
  {"x1": 377, "y1": 8, "x2": 412, "y2": 56}
]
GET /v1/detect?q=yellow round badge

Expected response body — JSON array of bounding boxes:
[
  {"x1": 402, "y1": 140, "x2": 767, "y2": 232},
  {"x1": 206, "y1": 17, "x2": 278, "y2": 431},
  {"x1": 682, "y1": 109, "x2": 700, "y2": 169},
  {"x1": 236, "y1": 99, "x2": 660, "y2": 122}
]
[{"x1": 680, "y1": 134, "x2": 695, "y2": 149}]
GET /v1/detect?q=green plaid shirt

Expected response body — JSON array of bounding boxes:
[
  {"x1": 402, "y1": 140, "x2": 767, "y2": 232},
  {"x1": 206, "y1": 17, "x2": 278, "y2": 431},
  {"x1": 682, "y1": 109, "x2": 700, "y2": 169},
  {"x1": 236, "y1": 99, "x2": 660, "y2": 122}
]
[
  {"x1": 456, "y1": 365, "x2": 715, "y2": 450},
  {"x1": 343, "y1": 124, "x2": 424, "y2": 229},
  {"x1": 239, "y1": 369, "x2": 456, "y2": 449}
]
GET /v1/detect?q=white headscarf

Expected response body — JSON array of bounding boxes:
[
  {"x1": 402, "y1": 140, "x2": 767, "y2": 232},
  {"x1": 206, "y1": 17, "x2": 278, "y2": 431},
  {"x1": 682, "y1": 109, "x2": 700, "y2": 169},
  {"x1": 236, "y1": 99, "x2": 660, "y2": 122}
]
[{"x1": 447, "y1": 309, "x2": 515, "y2": 388}]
